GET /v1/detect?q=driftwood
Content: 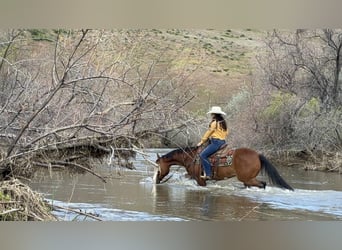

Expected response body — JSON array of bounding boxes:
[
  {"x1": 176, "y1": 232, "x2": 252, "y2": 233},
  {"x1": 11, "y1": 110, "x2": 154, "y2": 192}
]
[
  {"x1": 0, "y1": 208, "x2": 21, "y2": 216},
  {"x1": 51, "y1": 204, "x2": 103, "y2": 221},
  {"x1": 0, "y1": 135, "x2": 138, "y2": 181}
]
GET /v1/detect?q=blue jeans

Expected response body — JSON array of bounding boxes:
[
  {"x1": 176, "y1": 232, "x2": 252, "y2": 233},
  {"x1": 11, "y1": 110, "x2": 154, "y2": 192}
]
[{"x1": 199, "y1": 138, "x2": 225, "y2": 177}]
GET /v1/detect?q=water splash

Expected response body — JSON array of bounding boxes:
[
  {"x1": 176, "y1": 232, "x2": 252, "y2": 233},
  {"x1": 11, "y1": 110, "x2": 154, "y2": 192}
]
[{"x1": 144, "y1": 172, "x2": 342, "y2": 219}]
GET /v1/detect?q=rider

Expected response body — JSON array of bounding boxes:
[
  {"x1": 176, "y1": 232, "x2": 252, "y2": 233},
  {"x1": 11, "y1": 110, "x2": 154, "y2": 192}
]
[{"x1": 197, "y1": 106, "x2": 229, "y2": 180}]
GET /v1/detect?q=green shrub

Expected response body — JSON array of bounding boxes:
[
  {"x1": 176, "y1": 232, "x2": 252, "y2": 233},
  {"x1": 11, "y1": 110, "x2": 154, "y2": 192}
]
[
  {"x1": 203, "y1": 43, "x2": 213, "y2": 49},
  {"x1": 262, "y1": 92, "x2": 296, "y2": 118},
  {"x1": 299, "y1": 97, "x2": 320, "y2": 117},
  {"x1": 0, "y1": 191, "x2": 11, "y2": 201},
  {"x1": 27, "y1": 29, "x2": 55, "y2": 41}
]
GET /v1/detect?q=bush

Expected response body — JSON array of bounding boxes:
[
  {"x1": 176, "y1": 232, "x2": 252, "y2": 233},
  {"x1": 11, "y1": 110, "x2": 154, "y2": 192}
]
[
  {"x1": 27, "y1": 29, "x2": 55, "y2": 41},
  {"x1": 261, "y1": 92, "x2": 296, "y2": 119}
]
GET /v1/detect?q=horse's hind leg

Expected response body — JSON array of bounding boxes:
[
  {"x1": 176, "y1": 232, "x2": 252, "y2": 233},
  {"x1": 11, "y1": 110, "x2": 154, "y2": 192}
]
[{"x1": 243, "y1": 178, "x2": 266, "y2": 189}]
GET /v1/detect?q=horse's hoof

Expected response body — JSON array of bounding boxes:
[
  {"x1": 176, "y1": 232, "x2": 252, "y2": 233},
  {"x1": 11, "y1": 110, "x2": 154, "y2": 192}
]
[{"x1": 197, "y1": 178, "x2": 207, "y2": 186}]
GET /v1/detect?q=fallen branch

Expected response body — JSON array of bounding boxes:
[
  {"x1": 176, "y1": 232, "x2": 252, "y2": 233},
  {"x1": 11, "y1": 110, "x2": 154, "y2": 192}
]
[
  {"x1": 52, "y1": 161, "x2": 107, "y2": 183},
  {"x1": 0, "y1": 201, "x2": 20, "y2": 204},
  {"x1": 52, "y1": 204, "x2": 103, "y2": 221},
  {"x1": 33, "y1": 161, "x2": 65, "y2": 169},
  {"x1": 1, "y1": 134, "x2": 128, "y2": 165},
  {"x1": 0, "y1": 208, "x2": 21, "y2": 216}
]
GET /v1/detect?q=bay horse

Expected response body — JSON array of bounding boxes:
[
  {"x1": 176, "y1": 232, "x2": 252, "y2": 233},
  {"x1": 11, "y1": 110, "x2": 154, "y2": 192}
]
[{"x1": 154, "y1": 146, "x2": 294, "y2": 191}]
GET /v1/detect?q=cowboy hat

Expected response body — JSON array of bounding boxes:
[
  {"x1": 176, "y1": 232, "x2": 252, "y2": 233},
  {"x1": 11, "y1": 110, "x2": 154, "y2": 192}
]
[{"x1": 207, "y1": 106, "x2": 226, "y2": 115}]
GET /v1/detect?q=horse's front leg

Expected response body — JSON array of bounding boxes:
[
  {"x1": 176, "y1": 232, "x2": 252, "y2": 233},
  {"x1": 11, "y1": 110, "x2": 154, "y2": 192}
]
[{"x1": 187, "y1": 163, "x2": 207, "y2": 186}]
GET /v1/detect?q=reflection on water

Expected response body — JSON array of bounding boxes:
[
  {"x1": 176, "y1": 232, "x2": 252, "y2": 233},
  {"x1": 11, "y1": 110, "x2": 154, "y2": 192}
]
[
  {"x1": 151, "y1": 184, "x2": 265, "y2": 221},
  {"x1": 50, "y1": 199, "x2": 186, "y2": 221},
  {"x1": 28, "y1": 149, "x2": 342, "y2": 221}
]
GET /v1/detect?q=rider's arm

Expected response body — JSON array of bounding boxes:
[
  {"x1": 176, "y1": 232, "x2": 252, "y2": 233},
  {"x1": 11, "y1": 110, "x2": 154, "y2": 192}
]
[{"x1": 197, "y1": 121, "x2": 217, "y2": 146}]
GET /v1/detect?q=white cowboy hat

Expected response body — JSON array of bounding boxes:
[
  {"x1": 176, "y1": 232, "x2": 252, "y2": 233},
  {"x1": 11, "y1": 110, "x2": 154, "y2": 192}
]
[{"x1": 207, "y1": 106, "x2": 226, "y2": 116}]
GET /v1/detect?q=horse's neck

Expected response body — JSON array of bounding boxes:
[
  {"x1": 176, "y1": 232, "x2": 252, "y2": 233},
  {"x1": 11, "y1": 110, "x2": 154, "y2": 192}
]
[
  {"x1": 172, "y1": 153, "x2": 194, "y2": 168},
  {"x1": 168, "y1": 159, "x2": 186, "y2": 167}
]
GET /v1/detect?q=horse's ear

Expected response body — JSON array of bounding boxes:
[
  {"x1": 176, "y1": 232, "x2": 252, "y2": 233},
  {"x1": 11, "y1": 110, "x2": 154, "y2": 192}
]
[{"x1": 157, "y1": 153, "x2": 161, "y2": 159}]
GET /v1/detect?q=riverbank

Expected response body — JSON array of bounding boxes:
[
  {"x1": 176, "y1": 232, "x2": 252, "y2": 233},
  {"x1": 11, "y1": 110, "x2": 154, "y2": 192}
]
[{"x1": 267, "y1": 150, "x2": 342, "y2": 173}]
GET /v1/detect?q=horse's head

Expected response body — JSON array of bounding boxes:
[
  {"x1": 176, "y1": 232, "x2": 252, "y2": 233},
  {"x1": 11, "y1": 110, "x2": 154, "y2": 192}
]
[
  {"x1": 153, "y1": 147, "x2": 204, "y2": 185},
  {"x1": 154, "y1": 153, "x2": 171, "y2": 184}
]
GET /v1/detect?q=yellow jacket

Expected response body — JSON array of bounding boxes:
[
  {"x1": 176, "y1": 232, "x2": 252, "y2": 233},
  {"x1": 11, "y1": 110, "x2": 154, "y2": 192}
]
[{"x1": 200, "y1": 120, "x2": 228, "y2": 144}]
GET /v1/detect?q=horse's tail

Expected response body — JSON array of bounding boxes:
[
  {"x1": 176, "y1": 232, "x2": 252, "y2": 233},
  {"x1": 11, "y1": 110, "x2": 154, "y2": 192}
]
[{"x1": 259, "y1": 155, "x2": 294, "y2": 191}]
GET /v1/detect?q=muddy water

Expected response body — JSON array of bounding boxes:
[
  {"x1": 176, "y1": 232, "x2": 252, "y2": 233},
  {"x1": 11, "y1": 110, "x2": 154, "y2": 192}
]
[{"x1": 28, "y1": 149, "x2": 342, "y2": 221}]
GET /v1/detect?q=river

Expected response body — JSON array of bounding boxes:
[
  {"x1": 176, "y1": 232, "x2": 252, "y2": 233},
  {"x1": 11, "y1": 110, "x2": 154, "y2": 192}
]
[{"x1": 28, "y1": 148, "x2": 342, "y2": 221}]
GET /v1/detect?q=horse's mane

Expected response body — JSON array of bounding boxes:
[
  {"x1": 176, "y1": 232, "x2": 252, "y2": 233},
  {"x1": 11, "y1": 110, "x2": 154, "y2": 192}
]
[{"x1": 161, "y1": 146, "x2": 198, "y2": 159}]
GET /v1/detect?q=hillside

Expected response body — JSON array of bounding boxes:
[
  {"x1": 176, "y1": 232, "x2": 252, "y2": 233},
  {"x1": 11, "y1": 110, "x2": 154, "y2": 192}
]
[
  {"x1": 115, "y1": 29, "x2": 264, "y2": 112},
  {"x1": 25, "y1": 28, "x2": 264, "y2": 113},
  {"x1": 77, "y1": 29, "x2": 264, "y2": 113}
]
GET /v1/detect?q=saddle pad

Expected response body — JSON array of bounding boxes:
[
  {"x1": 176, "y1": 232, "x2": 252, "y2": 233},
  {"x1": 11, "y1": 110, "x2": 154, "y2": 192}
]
[
  {"x1": 214, "y1": 145, "x2": 234, "y2": 158},
  {"x1": 209, "y1": 146, "x2": 235, "y2": 167}
]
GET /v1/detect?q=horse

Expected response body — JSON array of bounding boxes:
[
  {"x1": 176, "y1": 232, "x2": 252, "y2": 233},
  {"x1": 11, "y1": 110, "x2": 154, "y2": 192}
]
[{"x1": 154, "y1": 146, "x2": 294, "y2": 191}]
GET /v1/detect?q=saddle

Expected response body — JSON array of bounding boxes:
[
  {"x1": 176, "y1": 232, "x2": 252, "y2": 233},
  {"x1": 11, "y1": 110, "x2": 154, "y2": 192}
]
[{"x1": 208, "y1": 144, "x2": 235, "y2": 167}]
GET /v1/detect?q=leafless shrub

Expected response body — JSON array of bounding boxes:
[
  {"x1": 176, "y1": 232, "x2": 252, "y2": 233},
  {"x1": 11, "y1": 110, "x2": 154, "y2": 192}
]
[
  {"x1": 0, "y1": 29, "x2": 198, "y2": 180},
  {"x1": 247, "y1": 29, "x2": 342, "y2": 153}
]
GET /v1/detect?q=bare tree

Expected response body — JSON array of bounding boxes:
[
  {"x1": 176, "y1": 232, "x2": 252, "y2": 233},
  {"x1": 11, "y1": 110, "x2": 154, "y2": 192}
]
[
  {"x1": 253, "y1": 29, "x2": 342, "y2": 151},
  {"x1": 258, "y1": 29, "x2": 342, "y2": 110},
  {"x1": 0, "y1": 29, "x2": 198, "y2": 180}
]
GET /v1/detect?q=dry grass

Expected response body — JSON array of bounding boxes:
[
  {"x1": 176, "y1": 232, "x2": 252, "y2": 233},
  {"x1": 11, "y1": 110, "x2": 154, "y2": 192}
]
[
  {"x1": 303, "y1": 151, "x2": 342, "y2": 173},
  {"x1": 265, "y1": 150, "x2": 342, "y2": 174},
  {"x1": 0, "y1": 179, "x2": 57, "y2": 221}
]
